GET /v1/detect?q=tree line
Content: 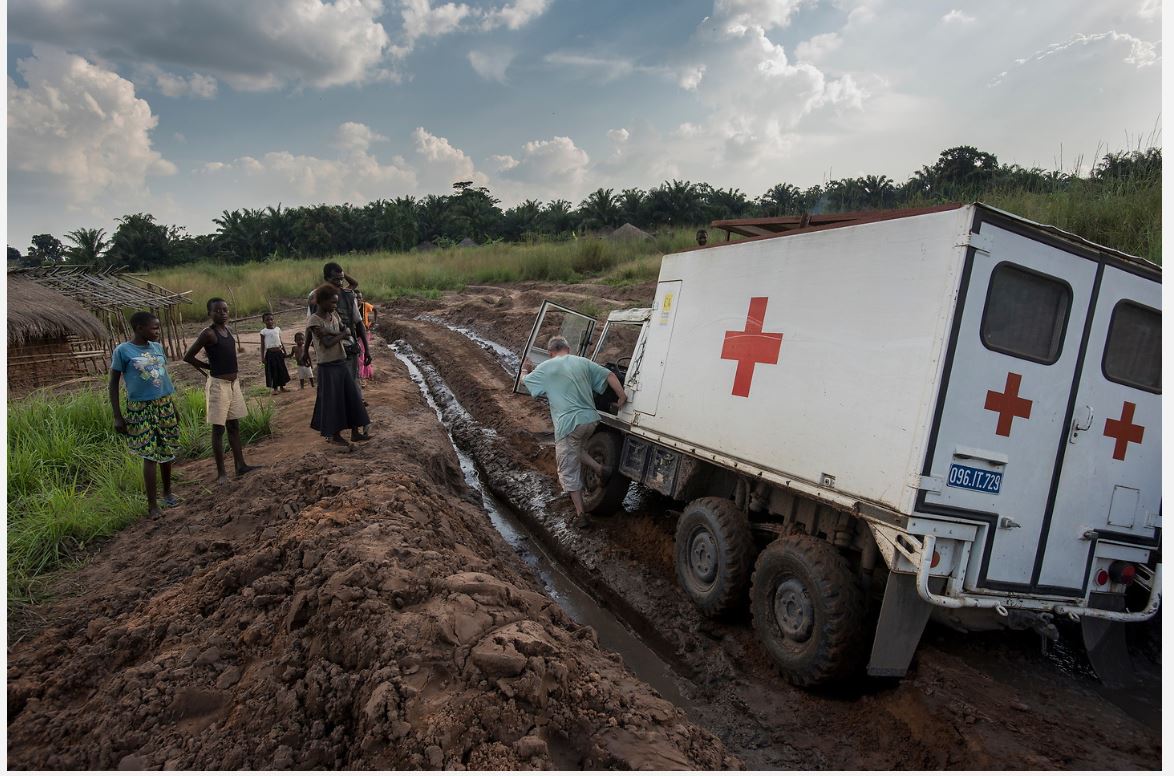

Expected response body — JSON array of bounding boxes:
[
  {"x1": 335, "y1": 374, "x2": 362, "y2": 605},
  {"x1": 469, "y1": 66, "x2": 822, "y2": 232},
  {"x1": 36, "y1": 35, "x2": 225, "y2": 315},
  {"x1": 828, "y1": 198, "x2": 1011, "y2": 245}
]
[{"x1": 9, "y1": 145, "x2": 1160, "y2": 272}]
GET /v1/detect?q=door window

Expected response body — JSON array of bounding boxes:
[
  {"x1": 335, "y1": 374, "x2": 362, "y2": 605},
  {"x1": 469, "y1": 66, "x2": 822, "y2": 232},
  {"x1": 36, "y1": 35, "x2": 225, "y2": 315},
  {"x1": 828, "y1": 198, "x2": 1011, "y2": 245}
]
[
  {"x1": 1102, "y1": 301, "x2": 1161, "y2": 393},
  {"x1": 980, "y1": 262, "x2": 1072, "y2": 364}
]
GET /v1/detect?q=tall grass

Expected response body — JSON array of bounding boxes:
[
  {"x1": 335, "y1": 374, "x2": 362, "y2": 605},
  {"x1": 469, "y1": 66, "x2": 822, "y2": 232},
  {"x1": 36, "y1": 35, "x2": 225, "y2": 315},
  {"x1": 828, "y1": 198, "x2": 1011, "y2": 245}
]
[
  {"x1": 7, "y1": 388, "x2": 273, "y2": 604},
  {"x1": 149, "y1": 228, "x2": 699, "y2": 317}
]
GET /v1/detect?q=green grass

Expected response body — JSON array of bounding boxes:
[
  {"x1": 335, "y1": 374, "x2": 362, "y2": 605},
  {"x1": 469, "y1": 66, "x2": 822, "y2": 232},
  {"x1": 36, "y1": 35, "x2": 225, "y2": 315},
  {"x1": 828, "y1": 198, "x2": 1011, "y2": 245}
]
[
  {"x1": 7, "y1": 388, "x2": 273, "y2": 604},
  {"x1": 149, "y1": 228, "x2": 699, "y2": 317},
  {"x1": 980, "y1": 178, "x2": 1161, "y2": 265}
]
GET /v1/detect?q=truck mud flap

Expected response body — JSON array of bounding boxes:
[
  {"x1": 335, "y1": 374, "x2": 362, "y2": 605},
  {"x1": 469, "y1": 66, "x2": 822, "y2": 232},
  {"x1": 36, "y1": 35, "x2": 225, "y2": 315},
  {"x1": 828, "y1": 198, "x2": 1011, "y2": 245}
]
[
  {"x1": 1081, "y1": 593, "x2": 1137, "y2": 689},
  {"x1": 867, "y1": 571, "x2": 942, "y2": 678}
]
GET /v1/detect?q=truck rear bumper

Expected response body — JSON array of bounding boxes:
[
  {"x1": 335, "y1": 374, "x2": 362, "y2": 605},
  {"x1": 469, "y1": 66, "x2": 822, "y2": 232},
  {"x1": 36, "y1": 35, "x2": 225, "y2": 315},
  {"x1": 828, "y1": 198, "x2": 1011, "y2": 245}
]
[{"x1": 907, "y1": 535, "x2": 1162, "y2": 623}]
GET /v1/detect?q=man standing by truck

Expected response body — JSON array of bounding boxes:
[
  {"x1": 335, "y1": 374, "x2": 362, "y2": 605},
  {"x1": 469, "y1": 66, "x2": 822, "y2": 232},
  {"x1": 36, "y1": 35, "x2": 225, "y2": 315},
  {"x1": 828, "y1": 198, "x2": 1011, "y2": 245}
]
[{"x1": 521, "y1": 335, "x2": 627, "y2": 529}]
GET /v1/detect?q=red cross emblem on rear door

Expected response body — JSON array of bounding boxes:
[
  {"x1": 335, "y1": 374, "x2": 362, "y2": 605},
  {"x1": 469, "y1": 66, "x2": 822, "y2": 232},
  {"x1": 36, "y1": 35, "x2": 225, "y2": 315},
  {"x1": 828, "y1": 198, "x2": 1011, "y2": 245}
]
[
  {"x1": 721, "y1": 297, "x2": 783, "y2": 398},
  {"x1": 1103, "y1": 401, "x2": 1144, "y2": 461},
  {"x1": 984, "y1": 372, "x2": 1033, "y2": 437}
]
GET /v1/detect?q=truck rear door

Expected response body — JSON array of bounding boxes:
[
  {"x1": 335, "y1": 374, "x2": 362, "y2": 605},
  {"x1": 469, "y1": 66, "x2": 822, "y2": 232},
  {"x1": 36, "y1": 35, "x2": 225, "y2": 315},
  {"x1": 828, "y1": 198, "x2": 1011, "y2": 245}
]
[
  {"x1": 1036, "y1": 267, "x2": 1161, "y2": 590},
  {"x1": 919, "y1": 224, "x2": 1097, "y2": 590},
  {"x1": 512, "y1": 300, "x2": 597, "y2": 393}
]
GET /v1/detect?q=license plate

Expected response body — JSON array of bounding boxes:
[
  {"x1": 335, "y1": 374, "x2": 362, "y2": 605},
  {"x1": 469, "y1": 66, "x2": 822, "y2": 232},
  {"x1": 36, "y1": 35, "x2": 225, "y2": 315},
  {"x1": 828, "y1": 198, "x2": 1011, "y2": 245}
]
[{"x1": 948, "y1": 463, "x2": 1002, "y2": 494}]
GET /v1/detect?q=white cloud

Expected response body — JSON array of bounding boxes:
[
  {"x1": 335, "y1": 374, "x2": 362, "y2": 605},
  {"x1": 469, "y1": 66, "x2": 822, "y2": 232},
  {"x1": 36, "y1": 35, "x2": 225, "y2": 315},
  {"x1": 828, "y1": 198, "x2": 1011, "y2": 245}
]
[
  {"x1": 482, "y1": 0, "x2": 551, "y2": 30},
  {"x1": 678, "y1": 12, "x2": 866, "y2": 167},
  {"x1": 794, "y1": 32, "x2": 841, "y2": 62},
  {"x1": 7, "y1": 47, "x2": 176, "y2": 209},
  {"x1": 544, "y1": 51, "x2": 637, "y2": 81},
  {"x1": 677, "y1": 64, "x2": 706, "y2": 90},
  {"x1": 713, "y1": 0, "x2": 812, "y2": 32},
  {"x1": 1137, "y1": 0, "x2": 1160, "y2": 20},
  {"x1": 941, "y1": 9, "x2": 976, "y2": 25},
  {"x1": 991, "y1": 31, "x2": 1160, "y2": 86},
  {"x1": 9, "y1": 0, "x2": 392, "y2": 90},
  {"x1": 412, "y1": 127, "x2": 489, "y2": 189},
  {"x1": 607, "y1": 128, "x2": 630, "y2": 144},
  {"x1": 335, "y1": 121, "x2": 389, "y2": 153},
  {"x1": 490, "y1": 154, "x2": 520, "y2": 172},
  {"x1": 393, "y1": 0, "x2": 553, "y2": 58},
  {"x1": 139, "y1": 64, "x2": 219, "y2": 98},
  {"x1": 497, "y1": 136, "x2": 590, "y2": 185},
  {"x1": 468, "y1": 48, "x2": 515, "y2": 82}
]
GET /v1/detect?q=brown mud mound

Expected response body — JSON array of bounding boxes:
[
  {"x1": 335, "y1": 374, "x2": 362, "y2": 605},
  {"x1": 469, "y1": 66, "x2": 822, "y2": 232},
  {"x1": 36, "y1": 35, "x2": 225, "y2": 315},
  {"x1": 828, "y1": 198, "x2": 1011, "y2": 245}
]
[
  {"x1": 384, "y1": 292, "x2": 1161, "y2": 771},
  {"x1": 7, "y1": 363, "x2": 735, "y2": 770}
]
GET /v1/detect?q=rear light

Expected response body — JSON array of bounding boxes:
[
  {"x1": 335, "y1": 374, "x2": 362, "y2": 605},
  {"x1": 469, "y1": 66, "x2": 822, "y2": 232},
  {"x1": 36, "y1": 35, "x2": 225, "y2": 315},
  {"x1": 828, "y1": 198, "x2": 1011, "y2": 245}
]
[
  {"x1": 931, "y1": 551, "x2": 941, "y2": 569},
  {"x1": 1109, "y1": 561, "x2": 1137, "y2": 585},
  {"x1": 1095, "y1": 569, "x2": 1109, "y2": 586}
]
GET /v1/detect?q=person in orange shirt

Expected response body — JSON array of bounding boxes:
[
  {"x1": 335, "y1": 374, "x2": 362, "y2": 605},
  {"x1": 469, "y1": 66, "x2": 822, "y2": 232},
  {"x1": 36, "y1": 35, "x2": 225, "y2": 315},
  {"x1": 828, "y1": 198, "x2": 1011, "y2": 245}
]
[{"x1": 356, "y1": 291, "x2": 376, "y2": 382}]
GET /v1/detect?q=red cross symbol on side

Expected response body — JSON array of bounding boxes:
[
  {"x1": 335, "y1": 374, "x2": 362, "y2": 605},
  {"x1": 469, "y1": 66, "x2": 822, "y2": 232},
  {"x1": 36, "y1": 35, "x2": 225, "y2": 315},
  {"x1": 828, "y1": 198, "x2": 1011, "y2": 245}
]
[
  {"x1": 984, "y1": 371, "x2": 1033, "y2": 437},
  {"x1": 1103, "y1": 401, "x2": 1144, "y2": 461},
  {"x1": 721, "y1": 297, "x2": 783, "y2": 398}
]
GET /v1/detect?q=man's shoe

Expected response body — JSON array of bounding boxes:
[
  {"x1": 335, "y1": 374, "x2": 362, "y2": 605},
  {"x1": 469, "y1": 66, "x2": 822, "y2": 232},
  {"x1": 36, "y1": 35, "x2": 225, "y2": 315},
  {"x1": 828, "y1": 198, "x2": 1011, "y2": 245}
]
[{"x1": 573, "y1": 515, "x2": 591, "y2": 530}]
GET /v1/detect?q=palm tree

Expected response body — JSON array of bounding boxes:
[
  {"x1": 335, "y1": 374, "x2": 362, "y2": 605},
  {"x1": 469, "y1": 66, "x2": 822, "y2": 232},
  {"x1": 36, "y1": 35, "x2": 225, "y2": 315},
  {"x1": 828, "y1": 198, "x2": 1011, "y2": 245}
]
[
  {"x1": 647, "y1": 179, "x2": 704, "y2": 226},
  {"x1": 859, "y1": 175, "x2": 895, "y2": 209},
  {"x1": 578, "y1": 188, "x2": 622, "y2": 230},
  {"x1": 63, "y1": 227, "x2": 109, "y2": 266}
]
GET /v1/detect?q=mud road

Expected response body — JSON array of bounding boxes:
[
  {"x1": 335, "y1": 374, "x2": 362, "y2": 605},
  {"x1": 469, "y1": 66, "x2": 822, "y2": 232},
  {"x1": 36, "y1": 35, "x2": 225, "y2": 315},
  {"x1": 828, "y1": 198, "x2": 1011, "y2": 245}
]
[
  {"x1": 384, "y1": 281, "x2": 1162, "y2": 770},
  {"x1": 7, "y1": 349, "x2": 735, "y2": 769}
]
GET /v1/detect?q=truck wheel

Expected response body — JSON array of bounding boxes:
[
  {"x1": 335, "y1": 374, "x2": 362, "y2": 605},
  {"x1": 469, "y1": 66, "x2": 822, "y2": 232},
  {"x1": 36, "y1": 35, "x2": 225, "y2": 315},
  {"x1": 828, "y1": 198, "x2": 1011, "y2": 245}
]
[
  {"x1": 750, "y1": 535, "x2": 865, "y2": 686},
  {"x1": 675, "y1": 497, "x2": 753, "y2": 617},
  {"x1": 582, "y1": 430, "x2": 629, "y2": 515}
]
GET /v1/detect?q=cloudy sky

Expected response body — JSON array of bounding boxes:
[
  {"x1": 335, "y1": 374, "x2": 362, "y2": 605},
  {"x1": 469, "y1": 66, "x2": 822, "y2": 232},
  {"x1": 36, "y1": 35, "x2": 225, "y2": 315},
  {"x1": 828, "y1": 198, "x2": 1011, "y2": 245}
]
[{"x1": 6, "y1": 0, "x2": 1162, "y2": 250}]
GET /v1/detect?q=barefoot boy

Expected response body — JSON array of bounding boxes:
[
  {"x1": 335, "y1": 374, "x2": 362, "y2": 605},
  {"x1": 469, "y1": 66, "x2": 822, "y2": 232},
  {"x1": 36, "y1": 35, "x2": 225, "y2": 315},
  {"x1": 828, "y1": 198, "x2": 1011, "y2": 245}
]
[
  {"x1": 109, "y1": 311, "x2": 180, "y2": 518},
  {"x1": 183, "y1": 298, "x2": 260, "y2": 484}
]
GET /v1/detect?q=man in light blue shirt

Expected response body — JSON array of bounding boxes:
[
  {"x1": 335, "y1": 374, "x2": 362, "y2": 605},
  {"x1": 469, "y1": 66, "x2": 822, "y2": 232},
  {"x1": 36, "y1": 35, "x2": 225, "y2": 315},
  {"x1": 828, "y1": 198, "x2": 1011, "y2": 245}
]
[{"x1": 522, "y1": 335, "x2": 627, "y2": 528}]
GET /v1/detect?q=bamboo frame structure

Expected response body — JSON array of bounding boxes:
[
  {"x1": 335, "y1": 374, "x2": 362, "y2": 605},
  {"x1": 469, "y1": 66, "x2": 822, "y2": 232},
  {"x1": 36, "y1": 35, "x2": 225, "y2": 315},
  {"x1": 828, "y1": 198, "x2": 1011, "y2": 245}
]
[{"x1": 8, "y1": 266, "x2": 193, "y2": 361}]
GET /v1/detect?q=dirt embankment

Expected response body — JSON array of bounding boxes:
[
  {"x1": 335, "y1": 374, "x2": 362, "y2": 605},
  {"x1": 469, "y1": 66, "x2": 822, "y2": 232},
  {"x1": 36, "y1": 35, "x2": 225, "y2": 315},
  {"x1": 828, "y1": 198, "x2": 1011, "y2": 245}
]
[
  {"x1": 385, "y1": 284, "x2": 1162, "y2": 771},
  {"x1": 7, "y1": 349, "x2": 735, "y2": 770}
]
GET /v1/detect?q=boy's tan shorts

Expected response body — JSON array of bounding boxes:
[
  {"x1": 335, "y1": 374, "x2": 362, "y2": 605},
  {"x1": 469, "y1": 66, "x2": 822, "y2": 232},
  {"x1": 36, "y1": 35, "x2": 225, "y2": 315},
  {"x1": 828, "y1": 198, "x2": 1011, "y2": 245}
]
[
  {"x1": 205, "y1": 376, "x2": 247, "y2": 426},
  {"x1": 554, "y1": 421, "x2": 598, "y2": 493}
]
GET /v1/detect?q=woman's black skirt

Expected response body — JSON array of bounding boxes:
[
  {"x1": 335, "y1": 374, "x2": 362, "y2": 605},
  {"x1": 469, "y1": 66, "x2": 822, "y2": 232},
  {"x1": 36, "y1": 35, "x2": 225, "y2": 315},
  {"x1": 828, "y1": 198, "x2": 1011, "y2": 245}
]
[
  {"x1": 264, "y1": 349, "x2": 291, "y2": 389},
  {"x1": 311, "y1": 360, "x2": 370, "y2": 437}
]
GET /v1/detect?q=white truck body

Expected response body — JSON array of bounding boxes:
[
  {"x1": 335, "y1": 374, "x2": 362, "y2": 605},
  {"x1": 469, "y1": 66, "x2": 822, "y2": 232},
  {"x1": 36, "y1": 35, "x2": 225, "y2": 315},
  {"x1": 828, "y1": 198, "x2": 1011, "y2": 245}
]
[{"x1": 517, "y1": 203, "x2": 1160, "y2": 679}]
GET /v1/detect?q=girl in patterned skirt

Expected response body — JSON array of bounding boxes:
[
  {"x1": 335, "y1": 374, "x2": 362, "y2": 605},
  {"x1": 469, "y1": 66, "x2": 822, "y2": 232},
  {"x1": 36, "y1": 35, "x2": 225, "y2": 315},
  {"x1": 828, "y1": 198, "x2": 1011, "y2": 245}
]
[{"x1": 109, "y1": 311, "x2": 180, "y2": 518}]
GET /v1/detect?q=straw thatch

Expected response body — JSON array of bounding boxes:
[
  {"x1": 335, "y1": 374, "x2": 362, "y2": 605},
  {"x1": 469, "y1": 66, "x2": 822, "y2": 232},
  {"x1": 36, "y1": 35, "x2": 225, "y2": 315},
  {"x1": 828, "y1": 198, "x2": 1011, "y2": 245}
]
[
  {"x1": 458, "y1": 237, "x2": 477, "y2": 248},
  {"x1": 415, "y1": 240, "x2": 437, "y2": 252},
  {"x1": 7, "y1": 276, "x2": 108, "y2": 346},
  {"x1": 610, "y1": 223, "x2": 652, "y2": 241}
]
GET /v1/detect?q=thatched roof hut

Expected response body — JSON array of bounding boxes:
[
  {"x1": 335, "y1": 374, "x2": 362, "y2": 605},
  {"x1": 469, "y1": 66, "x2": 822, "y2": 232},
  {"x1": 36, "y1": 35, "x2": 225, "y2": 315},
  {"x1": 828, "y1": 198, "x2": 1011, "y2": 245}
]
[
  {"x1": 458, "y1": 237, "x2": 478, "y2": 248},
  {"x1": 610, "y1": 223, "x2": 652, "y2": 241},
  {"x1": 7, "y1": 275, "x2": 108, "y2": 346},
  {"x1": 415, "y1": 240, "x2": 437, "y2": 252}
]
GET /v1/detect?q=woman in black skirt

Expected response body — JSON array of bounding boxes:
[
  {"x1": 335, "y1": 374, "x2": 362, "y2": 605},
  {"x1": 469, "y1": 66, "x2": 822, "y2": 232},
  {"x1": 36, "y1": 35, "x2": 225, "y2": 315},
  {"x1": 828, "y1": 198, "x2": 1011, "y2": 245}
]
[{"x1": 305, "y1": 284, "x2": 370, "y2": 450}]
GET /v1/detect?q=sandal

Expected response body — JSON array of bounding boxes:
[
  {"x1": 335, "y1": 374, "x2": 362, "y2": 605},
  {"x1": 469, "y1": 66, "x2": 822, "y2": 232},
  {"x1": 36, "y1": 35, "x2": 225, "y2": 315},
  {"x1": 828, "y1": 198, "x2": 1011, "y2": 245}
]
[
  {"x1": 162, "y1": 493, "x2": 180, "y2": 508},
  {"x1": 328, "y1": 437, "x2": 356, "y2": 452},
  {"x1": 351, "y1": 432, "x2": 372, "y2": 442}
]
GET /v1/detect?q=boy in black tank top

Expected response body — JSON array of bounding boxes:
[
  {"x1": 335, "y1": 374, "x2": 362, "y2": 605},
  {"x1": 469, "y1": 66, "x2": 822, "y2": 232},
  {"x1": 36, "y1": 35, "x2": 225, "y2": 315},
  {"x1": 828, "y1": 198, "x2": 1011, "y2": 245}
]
[{"x1": 183, "y1": 298, "x2": 260, "y2": 484}]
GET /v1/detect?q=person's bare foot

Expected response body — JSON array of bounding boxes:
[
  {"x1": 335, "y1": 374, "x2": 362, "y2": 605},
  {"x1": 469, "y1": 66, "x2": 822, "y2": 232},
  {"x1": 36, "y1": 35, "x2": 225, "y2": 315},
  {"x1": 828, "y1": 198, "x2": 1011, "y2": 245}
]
[
  {"x1": 216, "y1": 473, "x2": 229, "y2": 486},
  {"x1": 573, "y1": 514, "x2": 590, "y2": 530},
  {"x1": 147, "y1": 506, "x2": 163, "y2": 519},
  {"x1": 235, "y1": 464, "x2": 262, "y2": 477}
]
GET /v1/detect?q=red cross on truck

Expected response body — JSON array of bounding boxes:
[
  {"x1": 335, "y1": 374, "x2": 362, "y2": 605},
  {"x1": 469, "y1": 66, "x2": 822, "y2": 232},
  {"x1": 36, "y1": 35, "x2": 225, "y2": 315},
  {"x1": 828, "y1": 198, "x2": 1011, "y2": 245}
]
[{"x1": 516, "y1": 203, "x2": 1161, "y2": 689}]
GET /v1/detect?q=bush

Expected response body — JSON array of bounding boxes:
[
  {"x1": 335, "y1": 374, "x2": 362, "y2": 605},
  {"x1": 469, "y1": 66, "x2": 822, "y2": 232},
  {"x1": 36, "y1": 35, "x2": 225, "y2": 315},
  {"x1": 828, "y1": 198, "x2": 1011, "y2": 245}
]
[{"x1": 571, "y1": 239, "x2": 619, "y2": 274}]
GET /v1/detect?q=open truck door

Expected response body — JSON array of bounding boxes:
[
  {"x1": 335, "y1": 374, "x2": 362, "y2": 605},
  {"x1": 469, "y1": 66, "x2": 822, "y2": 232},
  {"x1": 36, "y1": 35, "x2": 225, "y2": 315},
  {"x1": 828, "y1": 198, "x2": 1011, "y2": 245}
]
[{"x1": 513, "y1": 301, "x2": 597, "y2": 394}]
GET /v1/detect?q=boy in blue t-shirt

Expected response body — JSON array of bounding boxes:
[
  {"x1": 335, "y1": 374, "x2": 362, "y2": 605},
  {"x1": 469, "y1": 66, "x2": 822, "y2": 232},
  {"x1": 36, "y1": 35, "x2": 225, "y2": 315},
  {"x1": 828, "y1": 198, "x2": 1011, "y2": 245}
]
[{"x1": 109, "y1": 311, "x2": 180, "y2": 518}]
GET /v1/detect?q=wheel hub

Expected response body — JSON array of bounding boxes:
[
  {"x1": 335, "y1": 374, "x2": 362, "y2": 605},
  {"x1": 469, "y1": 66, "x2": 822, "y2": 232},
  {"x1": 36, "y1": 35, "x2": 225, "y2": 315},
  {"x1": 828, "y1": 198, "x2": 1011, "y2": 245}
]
[
  {"x1": 773, "y1": 578, "x2": 814, "y2": 641},
  {"x1": 689, "y1": 531, "x2": 717, "y2": 584}
]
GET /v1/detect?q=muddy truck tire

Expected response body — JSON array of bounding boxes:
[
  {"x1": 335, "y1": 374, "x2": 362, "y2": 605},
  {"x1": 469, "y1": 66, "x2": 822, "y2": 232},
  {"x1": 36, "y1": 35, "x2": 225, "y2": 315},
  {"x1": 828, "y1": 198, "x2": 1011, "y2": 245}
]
[
  {"x1": 675, "y1": 497, "x2": 754, "y2": 617},
  {"x1": 583, "y1": 429, "x2": 629, "y2": 515},
  {"x1": 750, "y1": 534, "x2": 866, "y2": 687}
]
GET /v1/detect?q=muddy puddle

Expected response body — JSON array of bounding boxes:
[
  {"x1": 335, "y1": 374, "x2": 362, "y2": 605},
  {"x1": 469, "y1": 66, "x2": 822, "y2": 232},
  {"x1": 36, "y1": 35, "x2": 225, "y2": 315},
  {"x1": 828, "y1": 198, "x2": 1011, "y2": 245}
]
[
  {"x1": 417, "y1": 315, "x2": 520, "y2": 375},
  {"x1": 390, "y1": 341, "x2": 691, "y2": 710}
]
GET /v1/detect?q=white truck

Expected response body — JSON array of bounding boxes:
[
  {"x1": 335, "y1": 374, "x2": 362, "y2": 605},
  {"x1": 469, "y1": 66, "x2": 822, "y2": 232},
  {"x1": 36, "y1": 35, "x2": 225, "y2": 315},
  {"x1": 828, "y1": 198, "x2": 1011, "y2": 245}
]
[{"x1": 514, "y1": 203, "x2": 1161, "y2": 686}]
